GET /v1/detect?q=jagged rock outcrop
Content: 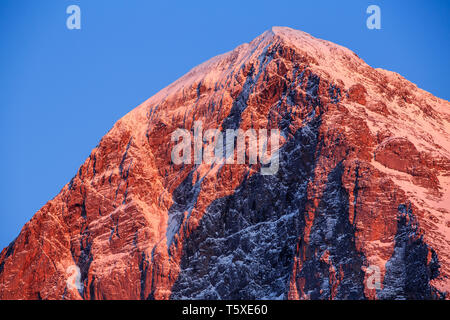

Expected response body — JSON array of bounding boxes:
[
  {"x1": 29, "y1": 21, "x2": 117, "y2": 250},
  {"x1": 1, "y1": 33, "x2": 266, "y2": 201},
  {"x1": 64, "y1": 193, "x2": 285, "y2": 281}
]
[{"x1": 0, "y1": 27, "x2": 449, "y2": 300}]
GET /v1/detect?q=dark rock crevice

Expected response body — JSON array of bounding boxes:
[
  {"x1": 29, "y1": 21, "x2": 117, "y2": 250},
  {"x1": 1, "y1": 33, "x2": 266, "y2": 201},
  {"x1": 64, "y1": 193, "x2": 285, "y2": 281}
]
[
  {"x1": 380, "y1": 203, "x2": 444, "y2": 300},
  {"x1": 170, "y1": 115, "x2": 321, "y2": 299},
  {"x1": 298, "y1": 162, "x2": 367, "y2": 300}
]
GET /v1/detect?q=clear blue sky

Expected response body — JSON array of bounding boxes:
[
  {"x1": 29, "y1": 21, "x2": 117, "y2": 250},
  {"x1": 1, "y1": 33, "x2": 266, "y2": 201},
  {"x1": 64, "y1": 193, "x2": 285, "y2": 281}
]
[{"x1": 1, "y1": 0, "x2": 449, "y2": 249}]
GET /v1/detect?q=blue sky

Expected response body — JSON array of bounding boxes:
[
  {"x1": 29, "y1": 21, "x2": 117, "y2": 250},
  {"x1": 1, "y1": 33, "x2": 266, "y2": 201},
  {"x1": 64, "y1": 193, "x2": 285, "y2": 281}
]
[{"x1": 0, "y1": 0, "x2": 449, "y2": 249}]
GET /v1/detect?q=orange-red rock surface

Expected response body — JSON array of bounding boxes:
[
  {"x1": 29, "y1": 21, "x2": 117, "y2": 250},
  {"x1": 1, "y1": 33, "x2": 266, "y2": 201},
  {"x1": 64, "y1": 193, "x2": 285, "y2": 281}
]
[{"x1": 1, "y1": 27, "x2": 449, "y2": 300}]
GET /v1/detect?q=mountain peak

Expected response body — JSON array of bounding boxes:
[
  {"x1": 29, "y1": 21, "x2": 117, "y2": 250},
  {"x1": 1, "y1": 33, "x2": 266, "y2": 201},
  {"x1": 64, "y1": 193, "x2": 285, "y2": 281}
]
[
  {"x1": 139, "y1": 26, "x2": 364, "y2": 114},
  {"x1": 1, "y1": 26, "x2": 449, "y2": 300},
  {"x1": 271, "y1": 25, "x2": 311, "y2": 37}
]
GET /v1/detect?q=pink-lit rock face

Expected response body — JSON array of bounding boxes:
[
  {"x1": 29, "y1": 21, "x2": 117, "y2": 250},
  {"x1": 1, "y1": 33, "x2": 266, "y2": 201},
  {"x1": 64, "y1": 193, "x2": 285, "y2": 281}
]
[{"x1": 1, "y1": 27, "x2": 449, "y2": 300}]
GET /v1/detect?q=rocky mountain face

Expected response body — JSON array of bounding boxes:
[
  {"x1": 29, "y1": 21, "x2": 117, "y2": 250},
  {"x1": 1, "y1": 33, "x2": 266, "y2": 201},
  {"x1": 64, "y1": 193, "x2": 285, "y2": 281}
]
[{"x1": 1, "y1": 27, "x2": 449, "y2": 300}]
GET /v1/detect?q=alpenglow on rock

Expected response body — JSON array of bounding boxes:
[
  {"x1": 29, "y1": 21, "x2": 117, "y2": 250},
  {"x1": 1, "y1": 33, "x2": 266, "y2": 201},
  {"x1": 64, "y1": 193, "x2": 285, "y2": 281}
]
[{"x1": 1, "y1": 27, "x2": 449, "y2": 300}]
